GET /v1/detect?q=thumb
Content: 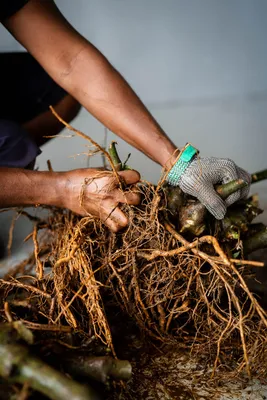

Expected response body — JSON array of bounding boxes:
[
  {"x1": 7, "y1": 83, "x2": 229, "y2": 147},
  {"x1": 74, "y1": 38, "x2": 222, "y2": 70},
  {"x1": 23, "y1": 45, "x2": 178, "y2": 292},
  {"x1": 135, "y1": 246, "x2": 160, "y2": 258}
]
[
  {"x1": 197, "y1": 184, "x2": 227, "y2": 220},
  {"x1": 118, "y1": 170, "x2": 140, "y2": 185}
]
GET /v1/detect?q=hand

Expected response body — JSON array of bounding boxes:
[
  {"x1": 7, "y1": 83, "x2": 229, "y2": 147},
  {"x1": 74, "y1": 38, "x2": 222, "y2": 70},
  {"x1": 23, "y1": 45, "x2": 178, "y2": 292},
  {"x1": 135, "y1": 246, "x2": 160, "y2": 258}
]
[
  {"x1": 178, "y1": 157, "x2": 251, "y2": 219},
  {"x1": 60, "y1": 168, "x2": 141, "y2": 232}
]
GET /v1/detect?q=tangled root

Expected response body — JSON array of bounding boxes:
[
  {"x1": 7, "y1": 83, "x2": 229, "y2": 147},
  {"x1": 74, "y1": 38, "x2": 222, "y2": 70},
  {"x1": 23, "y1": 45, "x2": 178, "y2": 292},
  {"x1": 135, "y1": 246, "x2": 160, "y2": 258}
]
[
  {"x1": 1, "y1": 110, "x2": 267, "y2": 381},
  {"x1": 3, "y1": 181, "x2": 265, "y2": 379}
]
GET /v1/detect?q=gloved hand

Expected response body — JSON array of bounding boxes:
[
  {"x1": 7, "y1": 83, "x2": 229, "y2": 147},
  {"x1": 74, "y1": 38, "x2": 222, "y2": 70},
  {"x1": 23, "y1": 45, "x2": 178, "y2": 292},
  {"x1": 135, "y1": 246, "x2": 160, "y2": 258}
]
[{"x1": 177, "y1": 157, "x2": 251, "y2": 219}]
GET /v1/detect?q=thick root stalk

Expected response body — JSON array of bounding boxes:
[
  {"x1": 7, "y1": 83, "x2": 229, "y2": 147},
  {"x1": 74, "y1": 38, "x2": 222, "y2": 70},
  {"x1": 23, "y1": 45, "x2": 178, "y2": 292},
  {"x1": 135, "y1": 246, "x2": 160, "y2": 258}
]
[
  {"x1": 177, "y1": 179, "x2": 248, "y2": 235},
  {"x1": 0, "y1": 324, "x2": 97, "y2": 400},
  {"x1": 243, "y1": 227, "x2": 267, "y2": 254},
  {"x1": 62, "y1": 355, "x2": 132, "y2": 384}
]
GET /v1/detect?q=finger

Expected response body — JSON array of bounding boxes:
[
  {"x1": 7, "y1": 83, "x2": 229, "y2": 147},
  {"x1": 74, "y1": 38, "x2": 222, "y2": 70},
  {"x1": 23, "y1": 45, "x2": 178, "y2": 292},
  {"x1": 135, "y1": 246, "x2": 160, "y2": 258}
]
[
  {"x1": 115, "y1": 187, "x2": 141, "y2": 205},
  {"x1": 218, "y1": 161, "x2": 240, "y2": 207},
  {"x1": 102, "y1": 203, "x2": 129, "y2": 232},
  {"x1": 224, "y1": 168, "x2": 251, "y2": 206},
  {"x1": 118, "y1": 170, "x2": 140, "y2": 185},
  {"x1": 197, "y1": 184, "x2": 227, "y2": 220},
  {"x1": 219, "y1": 160, "x2": 239, "y2": 184},
  {"x1": 224, "y1": 191, "x2": 241, "y2": 207},
  {"x1": 237, "y1": 167, "x2": 251, "y2": 199}
]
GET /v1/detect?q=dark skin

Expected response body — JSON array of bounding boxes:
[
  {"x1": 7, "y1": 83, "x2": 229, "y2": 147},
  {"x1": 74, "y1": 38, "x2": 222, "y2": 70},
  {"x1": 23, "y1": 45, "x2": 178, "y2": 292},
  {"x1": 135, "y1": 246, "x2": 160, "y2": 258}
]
[
  {"x1": 0, "y1": 0, "x2": 177, "y2": 232},
  {"x1": 23, "y1": 93, "x2": 82, "y2": 147}
]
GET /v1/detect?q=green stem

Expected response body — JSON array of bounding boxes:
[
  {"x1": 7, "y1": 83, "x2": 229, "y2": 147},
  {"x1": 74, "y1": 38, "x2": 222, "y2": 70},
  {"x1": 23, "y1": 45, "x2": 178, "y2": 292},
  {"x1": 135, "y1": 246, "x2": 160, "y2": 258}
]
[
  {"x1": 251, "y1": 169, "x2": 267, "y2": 184},
  {"x1": 108, "y1": 141, "x2": 122, "y2": 171},
  {"x1": 215, "y1": 179, "x2": 248, "y2": 200}
]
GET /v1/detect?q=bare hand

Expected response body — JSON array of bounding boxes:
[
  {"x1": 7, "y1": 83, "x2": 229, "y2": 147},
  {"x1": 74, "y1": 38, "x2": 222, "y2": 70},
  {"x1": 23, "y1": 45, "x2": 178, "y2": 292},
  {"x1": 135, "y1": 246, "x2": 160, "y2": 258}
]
[{"x1": 61, "y1": 168, "x2": 141, "y2": 232}]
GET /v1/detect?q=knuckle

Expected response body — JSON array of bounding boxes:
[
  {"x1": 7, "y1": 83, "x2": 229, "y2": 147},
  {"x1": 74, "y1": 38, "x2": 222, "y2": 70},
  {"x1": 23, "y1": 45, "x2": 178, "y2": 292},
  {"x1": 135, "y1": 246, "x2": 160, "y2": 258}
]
[
  {"x1": 223, "y1": 158, "x2": 235, "y2": 165},
  {"x1": 180, "y1": 177, "x2": 197, "y2": 191}
]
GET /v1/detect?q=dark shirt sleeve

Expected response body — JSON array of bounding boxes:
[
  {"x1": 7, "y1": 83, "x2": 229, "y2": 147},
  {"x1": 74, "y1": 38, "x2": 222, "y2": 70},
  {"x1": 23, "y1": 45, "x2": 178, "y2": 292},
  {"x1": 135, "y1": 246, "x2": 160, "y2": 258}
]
[{"x1": 0, "y1": 0, "x2": 29, "y2": 21}]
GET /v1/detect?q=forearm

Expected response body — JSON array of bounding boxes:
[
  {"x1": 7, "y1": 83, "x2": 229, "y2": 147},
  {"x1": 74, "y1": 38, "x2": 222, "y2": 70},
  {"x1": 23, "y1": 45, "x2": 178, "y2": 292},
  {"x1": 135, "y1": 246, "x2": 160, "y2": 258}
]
[
  {"x1": 59, "y1": 47, "x2": 178, "y2": 168},
  {"x1": 0, "y1": 167, "x2": 141, "y2": 231},
  {"x1": 0, "y1": 168, "x2": 62, "y2": 208},
  {"x1": 4, "y1": 0, "x2": 178, "y2": 169}
]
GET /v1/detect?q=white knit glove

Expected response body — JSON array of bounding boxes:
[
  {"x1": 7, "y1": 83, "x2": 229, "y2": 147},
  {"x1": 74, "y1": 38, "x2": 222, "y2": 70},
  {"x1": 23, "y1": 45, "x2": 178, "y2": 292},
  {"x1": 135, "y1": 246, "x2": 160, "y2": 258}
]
[{"x1": 177, "y1": 157, "x2": 251, "y2": 219}]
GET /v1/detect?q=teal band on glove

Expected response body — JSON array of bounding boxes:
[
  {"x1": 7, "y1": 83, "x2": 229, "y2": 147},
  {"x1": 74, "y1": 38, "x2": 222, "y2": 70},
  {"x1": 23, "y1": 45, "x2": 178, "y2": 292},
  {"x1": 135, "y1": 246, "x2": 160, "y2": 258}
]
[{"x1": 166, "y1": 143, "x2": 199, "y2": 186}]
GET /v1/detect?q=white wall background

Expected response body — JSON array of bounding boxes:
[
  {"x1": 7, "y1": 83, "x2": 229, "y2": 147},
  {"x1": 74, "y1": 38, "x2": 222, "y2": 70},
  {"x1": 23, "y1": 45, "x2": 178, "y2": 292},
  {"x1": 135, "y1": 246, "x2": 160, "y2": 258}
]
[{"x1": 0, "y1": 0, "x2": 267, "y2": 264}]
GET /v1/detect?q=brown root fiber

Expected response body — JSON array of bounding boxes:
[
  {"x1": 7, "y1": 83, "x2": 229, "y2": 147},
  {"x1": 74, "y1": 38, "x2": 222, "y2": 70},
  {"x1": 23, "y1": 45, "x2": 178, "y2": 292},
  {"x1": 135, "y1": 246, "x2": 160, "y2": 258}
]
[
  {"x1": 1, "y1": 116, "x2": 267, "y2": 390},
  {"x1": 3, "y1": 180, "x2": 266, "y2": 381}
]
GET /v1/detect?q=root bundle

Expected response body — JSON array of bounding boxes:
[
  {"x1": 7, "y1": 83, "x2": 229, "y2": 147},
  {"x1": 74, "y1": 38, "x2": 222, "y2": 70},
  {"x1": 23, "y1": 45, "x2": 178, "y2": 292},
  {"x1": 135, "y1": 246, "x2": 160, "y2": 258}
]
[
  {"x1": 1, "y1": 113, "x2": 267, "y2": 396},
  {"x1": 3, "y1": 180, "x2": 266, "y2": 381}
]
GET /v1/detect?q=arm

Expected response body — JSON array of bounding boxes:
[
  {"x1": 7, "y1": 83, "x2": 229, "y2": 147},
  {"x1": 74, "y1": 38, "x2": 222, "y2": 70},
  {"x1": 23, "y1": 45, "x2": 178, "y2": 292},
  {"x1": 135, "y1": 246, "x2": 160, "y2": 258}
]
[
  {"x1": 4, "y1": 0, "x2": 177, "y2": 170},
  {"x1": 3, "y1": 0, "x2": 251, "y2": 220},
  {"x1": 0, "y1": 168, "x2": 140, "y2": 232}
]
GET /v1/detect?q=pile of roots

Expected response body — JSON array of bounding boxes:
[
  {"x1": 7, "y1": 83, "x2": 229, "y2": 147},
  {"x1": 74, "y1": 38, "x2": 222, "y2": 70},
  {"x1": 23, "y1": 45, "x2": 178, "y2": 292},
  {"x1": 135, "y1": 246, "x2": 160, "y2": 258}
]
[
  {"x1": 15, "y1": 180, "x2": 266, "y2": 378},
  {"x1": 1, "y1": 112, "x2": 267, "y2": 397}
]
